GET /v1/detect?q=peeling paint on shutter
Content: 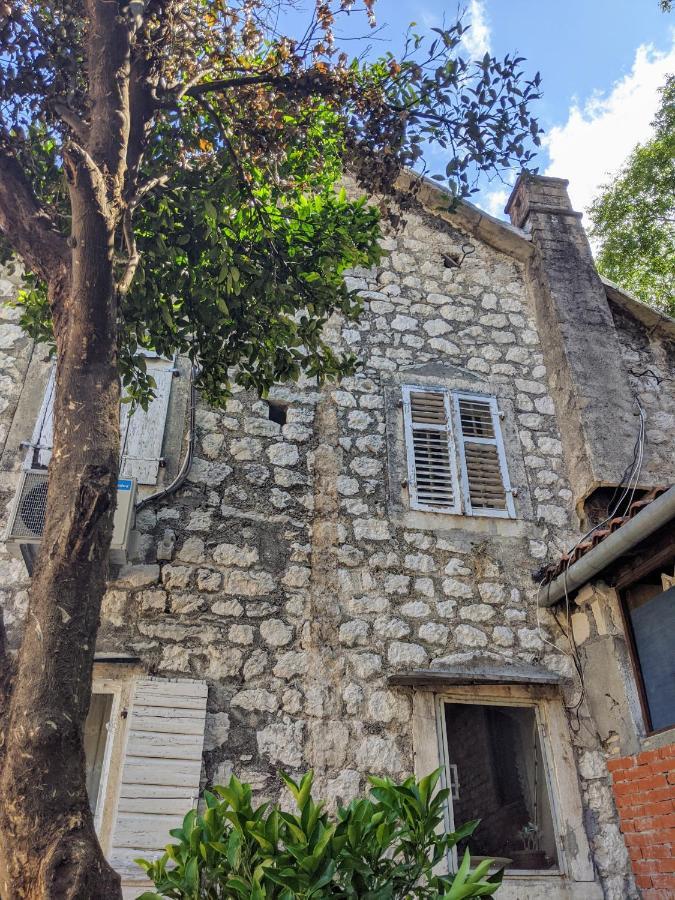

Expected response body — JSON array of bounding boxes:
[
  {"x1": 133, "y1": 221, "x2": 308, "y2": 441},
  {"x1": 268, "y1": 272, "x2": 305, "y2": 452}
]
[
  {"x1": 25, "y1": 366, "x2": 55, "y2": 468},
  {"x1": 403, "y1": 385, "x2": 460, "y2": 514},
  {"x1": 120, "y1": 357, "x2": 174, "y2": 484},
  {"x1": 454, "y1": 392, "x2": 515, "y2": 518},
  {"x1": 109, "y1": 677, "x2": 207, "y2": 890}
]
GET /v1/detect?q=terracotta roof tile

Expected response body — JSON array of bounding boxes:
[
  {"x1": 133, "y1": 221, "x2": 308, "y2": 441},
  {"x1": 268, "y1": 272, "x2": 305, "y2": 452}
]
[{"x1": 538, "y1": 488, "x2": 668, "y2": 585}]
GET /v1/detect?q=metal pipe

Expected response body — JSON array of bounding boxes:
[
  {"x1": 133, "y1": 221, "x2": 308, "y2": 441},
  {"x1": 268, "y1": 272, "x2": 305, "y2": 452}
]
[{"x1": 540, "y1": 485, "x2": 675, "y2": 607}]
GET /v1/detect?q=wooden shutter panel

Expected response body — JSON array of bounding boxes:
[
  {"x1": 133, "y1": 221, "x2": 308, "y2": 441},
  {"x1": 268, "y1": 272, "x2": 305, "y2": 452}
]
[
  {"x1": 108, "y1": 676, "x2": 207, "y2": 890},
  {"x1": 27, "y1": 359, "x2": 173, "y2": 485},
  {"x1": 403, "y1": 386, "x2": 460, "y2": 514},
  {"x1": 25, "y1": 366, "x2": 56, "y2": 468},
  {"x1": 120, "y1": 357, "x2": 174, "y2": 485},
  {"x1": 454, "y1": 393, "x2": 515, "y2": 518}
]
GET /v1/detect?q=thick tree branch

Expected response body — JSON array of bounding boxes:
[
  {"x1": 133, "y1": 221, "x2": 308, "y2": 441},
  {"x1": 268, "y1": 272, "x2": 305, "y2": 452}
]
[
  {"x1": 118, "y1": 206, "x2": 140, "y2": 296},
  {"x1": 84, "y1": 0, "x2": 132, "y2": 205},
  {"x1": 184, "y1": 70, "x2": 332, "y2": 99},
  {"x1": 0, "y1": 146, "x2": 70, "y2": 287},
  {"x1": 52, "y1": 101, "x2": 90, "y2": 145}
]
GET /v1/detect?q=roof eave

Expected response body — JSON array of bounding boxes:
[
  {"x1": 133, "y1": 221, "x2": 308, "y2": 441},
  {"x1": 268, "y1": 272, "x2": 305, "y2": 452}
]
[
  {"x1": 603, "y1": 277, "x2": 675, "y2": 337},
  {"x1": 396, "y1": 171, "x2": 534, "y2": 264}
]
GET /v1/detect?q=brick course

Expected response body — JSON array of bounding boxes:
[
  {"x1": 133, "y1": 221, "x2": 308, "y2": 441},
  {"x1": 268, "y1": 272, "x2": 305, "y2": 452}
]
[{"x1": 610, "y1": 745, "x2": 675, "y2": 899}]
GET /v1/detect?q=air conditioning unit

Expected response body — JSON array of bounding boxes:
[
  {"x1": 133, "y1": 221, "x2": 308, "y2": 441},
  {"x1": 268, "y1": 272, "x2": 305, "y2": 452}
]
[{"x1": 5, "y1": 470, "x2": 136, "y2": 569}]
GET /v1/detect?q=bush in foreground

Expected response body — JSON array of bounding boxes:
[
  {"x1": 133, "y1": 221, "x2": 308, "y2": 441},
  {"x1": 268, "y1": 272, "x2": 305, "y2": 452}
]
[{"x1": 137, "y1": 769, "x2": 503, "y2": 898}]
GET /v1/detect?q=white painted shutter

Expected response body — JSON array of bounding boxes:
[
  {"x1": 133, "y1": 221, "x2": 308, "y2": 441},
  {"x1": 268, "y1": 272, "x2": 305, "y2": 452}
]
[
  {"x1": 453, "y1": 392, "x2": 515, "y2": 518},
  {"x1": 109, "y1": 676, "x2": 207, "y2": 888},
  {"x1": 403, "y1": 385, "x2": 460, "y2": 514},
  {"x1": 120, "y1": 357, "x2": 174, "y2": 485},
  {"x1": 25, "y1": 366, "x2": 56, "y2": 468},
  {"x1": 27, "y1": 358, "x2": 173, "y2": 484}
]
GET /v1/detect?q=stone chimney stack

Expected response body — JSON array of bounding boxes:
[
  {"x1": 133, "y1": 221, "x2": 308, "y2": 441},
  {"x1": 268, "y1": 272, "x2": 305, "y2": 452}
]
[{"x1": 505, "y1": 173, "x2": 636, "y2": 509}]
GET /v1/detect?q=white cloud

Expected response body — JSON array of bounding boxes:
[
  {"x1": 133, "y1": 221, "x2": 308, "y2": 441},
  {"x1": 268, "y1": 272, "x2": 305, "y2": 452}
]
[
  {"x1": 483, "y1": 187, "x2": 511, "y2": 218},
  {"x1": 544, "y1": 38, "x2": 675, "y2": 215},
  {"x1": 461, "y1": 0, "x2": 491, "y2": 59}
]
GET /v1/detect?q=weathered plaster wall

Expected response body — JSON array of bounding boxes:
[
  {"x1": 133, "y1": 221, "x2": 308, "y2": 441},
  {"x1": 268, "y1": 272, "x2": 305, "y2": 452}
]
[
  {"x1": 505, "y1": 175, "x2": 637, "y2": 507},
  {"x1": 0, "y1": 192, "x2": 659, "y2": 898}
]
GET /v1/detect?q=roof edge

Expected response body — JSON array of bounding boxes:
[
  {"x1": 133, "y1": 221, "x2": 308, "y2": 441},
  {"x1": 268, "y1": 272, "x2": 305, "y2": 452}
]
[
  {"x1": 603, "y1": 277, "x2": 675, "y2": 337},
  {"x1": 396, "y1": 171, "x2": 534, "y2": 264}
]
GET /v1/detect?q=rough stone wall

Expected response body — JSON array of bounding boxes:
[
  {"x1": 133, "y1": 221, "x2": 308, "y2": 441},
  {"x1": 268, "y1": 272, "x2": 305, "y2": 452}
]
[
  {"x1": 0, "y1": 196, "x2": 650, "y2": 899},
  {"x1": 608, "y1": 299, "x2": 675, "y2": 488}
]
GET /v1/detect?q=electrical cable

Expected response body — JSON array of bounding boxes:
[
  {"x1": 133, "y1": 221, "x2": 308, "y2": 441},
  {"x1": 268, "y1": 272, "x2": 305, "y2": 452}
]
[{"x1": 134, "y1": 363, "x2": 199, "y2": 511}]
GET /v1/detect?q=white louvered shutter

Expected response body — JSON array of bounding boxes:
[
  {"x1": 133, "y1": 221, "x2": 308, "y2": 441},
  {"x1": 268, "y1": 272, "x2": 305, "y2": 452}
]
[
  {"x1": 109, "y1": 677, "x2": 207, "y2": 893},
  {"x1": 453, "y1": 393, "x2": 515, "y2": 518},
  {"x1": 120, "y1": 357, "x2": 174, "y2": 485},
  {"x1": 25, "y1": 366, "x2": 56, "y2": 468},
  {"x1": 402, "y1": 386, "x2": 460, "y2": 514}
]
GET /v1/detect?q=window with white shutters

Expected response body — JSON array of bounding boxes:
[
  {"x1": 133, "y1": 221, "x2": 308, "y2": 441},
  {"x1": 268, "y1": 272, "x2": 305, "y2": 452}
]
[
  {"x1": 26, "y1": 358, "x2": 173, "y2": 485},
  {"x1": 402, "y1": 386, "x2": 460, "y2": 514},
  {"x1": 402, "y1": 386, "x2": 515, "y2": 519}
]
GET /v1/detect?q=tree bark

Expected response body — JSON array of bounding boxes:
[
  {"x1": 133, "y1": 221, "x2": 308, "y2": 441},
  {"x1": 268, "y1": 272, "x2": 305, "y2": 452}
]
[{"x1": 0, "y1": 148, "x2": 122, "y2": 898}]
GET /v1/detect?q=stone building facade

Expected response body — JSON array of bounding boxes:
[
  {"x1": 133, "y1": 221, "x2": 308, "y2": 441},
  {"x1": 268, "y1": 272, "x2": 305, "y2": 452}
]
[{"x1": 1, "y1": 174, "x2": 674, "y2": 899}]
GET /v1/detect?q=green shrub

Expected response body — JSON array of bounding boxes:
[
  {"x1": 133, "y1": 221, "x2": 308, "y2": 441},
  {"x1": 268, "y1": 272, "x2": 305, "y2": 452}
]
[{"x1": 137, "y1": 769, "x2": 503, "y2": 899}]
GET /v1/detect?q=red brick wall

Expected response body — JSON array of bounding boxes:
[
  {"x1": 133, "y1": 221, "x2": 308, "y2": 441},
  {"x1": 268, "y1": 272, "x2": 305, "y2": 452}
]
[{"x1": 608, "y1": 745, "x2": 675, "y2": 899}]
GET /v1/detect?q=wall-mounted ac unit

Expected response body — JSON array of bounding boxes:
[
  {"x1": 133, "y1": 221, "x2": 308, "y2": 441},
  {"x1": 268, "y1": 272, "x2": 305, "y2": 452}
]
[{"x1": 4, "y1": 470, "x2": 136, "y2": 568}]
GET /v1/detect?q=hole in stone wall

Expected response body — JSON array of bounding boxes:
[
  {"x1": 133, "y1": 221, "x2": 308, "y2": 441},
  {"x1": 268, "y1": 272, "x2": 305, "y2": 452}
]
[{"x1": 268, "y1": 402, "x2": 287, "y2": 426}]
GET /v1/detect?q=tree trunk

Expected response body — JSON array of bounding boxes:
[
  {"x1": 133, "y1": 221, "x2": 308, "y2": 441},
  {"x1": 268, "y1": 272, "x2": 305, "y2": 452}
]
[{"x1": 0, "y1": 155, "x2": 122, "y2": 899}]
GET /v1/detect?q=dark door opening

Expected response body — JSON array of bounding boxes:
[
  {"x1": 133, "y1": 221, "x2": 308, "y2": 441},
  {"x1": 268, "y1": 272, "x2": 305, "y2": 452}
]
[{"x1": 443, "y1": 702, "x2": 558, "y2": 870}]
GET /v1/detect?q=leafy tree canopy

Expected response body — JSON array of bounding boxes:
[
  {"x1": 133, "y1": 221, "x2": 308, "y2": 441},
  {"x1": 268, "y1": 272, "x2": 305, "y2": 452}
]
[
  {"x1": 589, "y1": 75, "x2": 674, "y2": 317},
  {"x1": 0, "y1": 0, "x2": 542, "y2": 405}
]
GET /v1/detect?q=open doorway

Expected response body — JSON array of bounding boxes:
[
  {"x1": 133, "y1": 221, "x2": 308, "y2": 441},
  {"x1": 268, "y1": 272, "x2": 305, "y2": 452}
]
[{"x1": 443, "y1": 701, "x2": 558, "y2": 871}]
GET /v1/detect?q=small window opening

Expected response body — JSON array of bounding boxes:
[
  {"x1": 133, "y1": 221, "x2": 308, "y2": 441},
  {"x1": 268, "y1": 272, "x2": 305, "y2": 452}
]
[
  {"x1": 84, "y1": 693, "x2": 113, "y2": 815},
  {"x1": 268, "y1": 402, "x2": 287, "y2": 426},
  {"x1": 444, "y1": 702, "x2": 558, "y2": 871}
]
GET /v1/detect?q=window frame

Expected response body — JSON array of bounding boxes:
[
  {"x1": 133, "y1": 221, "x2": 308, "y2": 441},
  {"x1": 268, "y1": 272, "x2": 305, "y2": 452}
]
[
  {"x1": 409, "y1": 684, "x2": 599, "y2": 895},
  {"x1": 26, "y1": 356, "x2": 175, "y2": 485},
  {"x1": 435, "y1": 692, "x2": 563, "y2": 877},
  {"x1": 89, "y1": 671, "x2": 134, "y2": 852},
  {"x1": 618, "y1": 578, "x2": 675, "y2": 738},
  {"x1": 402, "y1": 384, "x2": 515, "y2": 519}
]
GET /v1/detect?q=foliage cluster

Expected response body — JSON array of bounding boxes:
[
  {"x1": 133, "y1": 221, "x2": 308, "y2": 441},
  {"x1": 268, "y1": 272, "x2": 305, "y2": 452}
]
[
  {"x1": 589, "y1": 75, "x2": 674, "y2": 316},
  {"x1": 137, "y1": 770, "x2": 503, "y2": 899}
]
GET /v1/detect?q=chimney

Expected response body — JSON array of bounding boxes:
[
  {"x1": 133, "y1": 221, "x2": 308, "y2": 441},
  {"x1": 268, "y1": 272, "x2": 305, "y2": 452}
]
[{"x1": 505, "y1": 173, "x2": 636, "y2": 510}]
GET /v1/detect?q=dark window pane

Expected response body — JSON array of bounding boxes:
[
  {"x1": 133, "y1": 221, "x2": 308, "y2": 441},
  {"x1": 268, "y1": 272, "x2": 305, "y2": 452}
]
[
  {"x1": 625, "y1": 585, "x2": 675, "y2": 732},
  {"x1": 444, "y1": 702, "x2": 557, "y2": 870}
]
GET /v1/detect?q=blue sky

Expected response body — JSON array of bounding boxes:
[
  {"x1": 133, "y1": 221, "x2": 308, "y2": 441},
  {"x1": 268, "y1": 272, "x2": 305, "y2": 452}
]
[{"x1": 294, "y1": 1, "x2": 675, "y2": 219}]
